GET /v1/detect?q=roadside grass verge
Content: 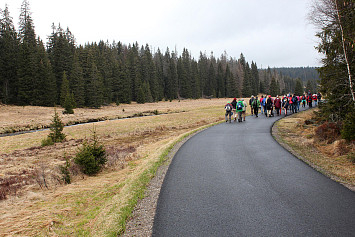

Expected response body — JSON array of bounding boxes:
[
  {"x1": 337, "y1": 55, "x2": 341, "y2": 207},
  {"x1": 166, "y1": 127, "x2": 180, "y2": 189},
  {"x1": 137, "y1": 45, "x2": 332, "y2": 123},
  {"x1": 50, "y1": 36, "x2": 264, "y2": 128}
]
[
  {"x1": 0, "y1": 100, "x2": 225, "y2": 236},
  {"x1": 273, "y1": 109, "x2": 355, "y2": 190}
]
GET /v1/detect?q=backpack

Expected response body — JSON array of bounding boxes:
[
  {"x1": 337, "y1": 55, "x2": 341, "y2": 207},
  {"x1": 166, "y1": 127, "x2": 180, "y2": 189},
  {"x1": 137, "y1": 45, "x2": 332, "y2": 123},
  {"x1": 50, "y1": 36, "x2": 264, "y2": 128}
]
[
  {"x1": 225, "y1": 104, "x2": 232, "y2": 111},
  {"x1": 252, "y1": 100, "x2": 258, "y2": 108},
  {"x1": 237, "y1": 102, "x2": 243, "y2": 110}
]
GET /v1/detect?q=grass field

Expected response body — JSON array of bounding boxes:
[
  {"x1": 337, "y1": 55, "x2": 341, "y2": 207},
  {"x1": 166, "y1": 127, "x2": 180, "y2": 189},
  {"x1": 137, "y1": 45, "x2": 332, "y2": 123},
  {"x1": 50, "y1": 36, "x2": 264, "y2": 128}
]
[
  {"x1": 1, "y1": 100, "x2": 353, "y2": 236},
  {"x1": 0, "y1": 98, "x2": 232, "y2": 236}
]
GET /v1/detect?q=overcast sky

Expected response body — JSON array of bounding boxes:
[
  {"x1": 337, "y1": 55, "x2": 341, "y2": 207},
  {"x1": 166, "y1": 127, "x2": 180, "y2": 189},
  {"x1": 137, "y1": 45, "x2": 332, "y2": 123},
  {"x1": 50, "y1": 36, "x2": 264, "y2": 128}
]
[{"x1": 1, "y1": 0, "x2": 321, "y2": 68}]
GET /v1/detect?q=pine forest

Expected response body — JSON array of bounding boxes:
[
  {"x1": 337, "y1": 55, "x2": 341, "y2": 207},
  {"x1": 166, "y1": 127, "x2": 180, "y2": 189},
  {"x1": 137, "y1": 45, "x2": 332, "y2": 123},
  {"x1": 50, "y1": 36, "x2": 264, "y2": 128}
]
[{"x1": 0, "y1": 1, "x2": 319, "y2": 108}]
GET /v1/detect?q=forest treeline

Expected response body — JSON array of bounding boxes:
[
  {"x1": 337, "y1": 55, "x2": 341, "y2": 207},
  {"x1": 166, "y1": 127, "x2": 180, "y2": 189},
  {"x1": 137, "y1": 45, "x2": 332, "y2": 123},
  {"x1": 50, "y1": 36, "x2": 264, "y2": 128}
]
[{"x1": 0, "y1": 1, "x2": 319, "y2": 108}]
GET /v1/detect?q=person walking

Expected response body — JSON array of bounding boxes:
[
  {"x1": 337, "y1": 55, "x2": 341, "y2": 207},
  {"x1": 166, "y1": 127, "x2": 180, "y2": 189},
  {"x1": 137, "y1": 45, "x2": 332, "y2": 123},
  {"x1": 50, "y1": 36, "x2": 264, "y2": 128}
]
[
  {"x1": 252, "y1": 96, "x2": 260, "y2": 117},
  {"x1": 242, "y1": 99, "x2": 247, "y2": 121},
  {"x1": 301, "y1": 94, "x2": 306, "y2": 108},
  {"x1": 224, "y1": 101, "x2": 233, "y2": 123},
  {"x1": 260, "y1": 95, "x2": 265, "y2": 115},
  {"x1": 266, "y1": 95, "x2": 273, "y2": 117},
  {"x1": 274, "y1": 95, "x2": 281, "y2": 116},
  {"x1": 262, "y1": 95, "x2": 267, "y2": 116},
  {"x1": 236, "y1": 99, "x2": 244, "y2": 122},
  {"x1": 292, "y1": 94, "x2": 298, "y2": 113},
  {"x1": 307, "y1": 93, "x2": 313, "y2": 108},
  {"x1": 282, "y1": 96, "x2": 289, "y2": 116},
  {"x1": 231, "y1": 98, "x2": 237, "y2": 122},
  {"x1": 249, "y1": 95, "x2": 255, "y2": 116},
  {"x1": 313, "y1": 94, "x2": 318, "y2": 106}
]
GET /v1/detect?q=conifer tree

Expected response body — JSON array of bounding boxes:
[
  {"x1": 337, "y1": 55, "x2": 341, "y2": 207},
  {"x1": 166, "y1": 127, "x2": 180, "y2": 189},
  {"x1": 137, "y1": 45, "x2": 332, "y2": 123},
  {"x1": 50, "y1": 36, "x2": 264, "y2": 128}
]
[
  {"x1": 295, "y1": 78, "x2": 304, "y2": 95},
  {"x1": 35, "y1": 39, "x2": 56, "y2": 106},
  {"x1": 17, "y1": 0, "x2": 37, "y2": 105},
  {"x1": 216, "y1": 62, "x2": 225, "y2": 98},
  {"x1": 269, "y1": 77, "x2": 279, "y2": 96},
  {"x1": 0, "y1": 5, "x2": 19, "y2": 104},
  {"x1": 70, "y1": 50, "x2": 85, "y2": 107},
  {"x1": 251, "y1": 62, "x2": 259, "y2": 95},
  {"x1": 242, "y1": 62, "x2": 252, "y2": 97},
  {"x1": 60, "y1": 71, "x2": 69, "y2": 106}
]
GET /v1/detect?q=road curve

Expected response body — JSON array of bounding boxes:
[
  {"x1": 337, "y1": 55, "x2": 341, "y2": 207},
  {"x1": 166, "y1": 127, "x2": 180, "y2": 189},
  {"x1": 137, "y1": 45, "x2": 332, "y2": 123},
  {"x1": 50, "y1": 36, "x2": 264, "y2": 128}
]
[{"x1": 152, "y1": 108, "x2": 355, "y2": 236}]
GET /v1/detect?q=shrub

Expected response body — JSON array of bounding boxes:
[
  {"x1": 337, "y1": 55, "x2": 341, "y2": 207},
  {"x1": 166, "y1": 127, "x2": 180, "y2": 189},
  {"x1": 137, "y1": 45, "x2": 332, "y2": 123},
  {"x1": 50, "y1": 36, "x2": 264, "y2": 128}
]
[
  {"x1": 41, "y1": 109, "x2": 66, "y2": 146},
  {"x1": 41, "y1": 137, "x2": 54, "y2": 146},
  {"x1": 74, "y1": 129, "x2": 106, "y2": 176},
  {"x1": 341, "y1": 111, "x2": 355, "y2": 142},
  {"x1": 48, "y1": 109, "x2": 66, "y2": 142},
  {"x1": 348, "y1": 152, "x2": 355, "y2": 164},
  {"x1": 58, "y1": 157, "x2": 71, "y2": 184},
  {"x1": 314, "y1": 121, "x2": 341, "y2": 143}
]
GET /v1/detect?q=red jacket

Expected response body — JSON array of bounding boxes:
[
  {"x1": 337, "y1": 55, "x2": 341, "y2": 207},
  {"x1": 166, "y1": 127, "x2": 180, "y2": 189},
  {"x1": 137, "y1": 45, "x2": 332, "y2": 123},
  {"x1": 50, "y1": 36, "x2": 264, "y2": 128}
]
[{"x1": 274, "y1": 98, "x2": 281, "y2": 108}]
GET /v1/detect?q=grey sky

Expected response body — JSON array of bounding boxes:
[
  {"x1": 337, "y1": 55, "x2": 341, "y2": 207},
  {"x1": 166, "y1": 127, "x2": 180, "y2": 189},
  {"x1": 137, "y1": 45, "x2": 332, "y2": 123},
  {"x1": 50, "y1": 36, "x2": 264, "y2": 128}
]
[{"x1": 1, "y1": 0, "x2": 321, "y2": 67}]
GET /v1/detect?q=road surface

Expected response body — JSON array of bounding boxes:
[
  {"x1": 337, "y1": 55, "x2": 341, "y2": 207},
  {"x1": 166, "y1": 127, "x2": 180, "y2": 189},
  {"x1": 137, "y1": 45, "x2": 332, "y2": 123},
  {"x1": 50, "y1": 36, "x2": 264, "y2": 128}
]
[{"x1": 153, "y1": 108, "x2": 355, "y2": 236}]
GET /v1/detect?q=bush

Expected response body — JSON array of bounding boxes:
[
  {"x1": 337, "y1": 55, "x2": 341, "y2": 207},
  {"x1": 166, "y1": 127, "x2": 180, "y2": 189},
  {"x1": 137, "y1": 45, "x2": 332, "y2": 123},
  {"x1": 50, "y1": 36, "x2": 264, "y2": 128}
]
[
  {"x1": 315, "y1": 121, "x2": 341, "y2": 143},
  {"x1": 74, "y1": 129, "x2": 106, "y2": 176},
  {"x1": 348, "y1": 152, "x2": 355, "y2": 164},
  {"x1": 58, "y1": 157, "x2": 71, "y2": 184},
  {"x1": 341, "y1": 111, "x2": 355, "y2": 142},
  {"x1": 41, "y1": 137, "x2": 54, "y2": 146},
  {"x1": 48, "y1": 109, "x2": 66, "y2": 142},
  {"x1": 42, "y1": 109, "x2": 66, "y2": 146}
]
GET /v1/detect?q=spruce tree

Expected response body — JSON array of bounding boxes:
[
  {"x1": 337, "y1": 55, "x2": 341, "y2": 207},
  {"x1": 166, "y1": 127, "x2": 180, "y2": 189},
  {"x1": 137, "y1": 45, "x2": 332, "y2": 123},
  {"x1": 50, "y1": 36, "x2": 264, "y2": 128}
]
[
  {"x1": 70, "y1": 50, "x2": 85, "y2": 107},
  {"x1": 17, "y1": 0, "x2": 37, "y2": 105},
  {"x1": 35, "y1": 39, "x2": 56, "y2": 106},
  {"x1": 242, "y1": 63, "x2": 252, "y2": 97},
  {"x1": 0, "y1": 5, "x2": 19, "y2": 104},
  {"x1": 60, "y1": 71, "x2": 69, "y2": 106},
  {"x1": 269, "y1": 77, "x2": 279, "y2": 96},
  {"x1": 295, "y1": 78, "x2": 304, "y2": 95}
]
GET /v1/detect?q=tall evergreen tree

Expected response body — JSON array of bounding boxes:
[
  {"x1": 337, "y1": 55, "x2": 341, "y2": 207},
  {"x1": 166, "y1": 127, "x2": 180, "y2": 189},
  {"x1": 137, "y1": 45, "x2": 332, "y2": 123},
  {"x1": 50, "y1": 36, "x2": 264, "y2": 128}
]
[
  {"x1": 295, "y1": 78, "x2": 304, "y2": 95},
  {"x1": 47, "y1": 24, "x2": 75, "y2": 103},
  {"x1": 242, "y1": 62, "x2": 252, "y2": 97},
  {"x1": 70, "y1": 50, "x2": 85, "y2": 107},
  {"x1": 251, "y1": 61, "x2": 259, "y2": 95},
  {"x1": 35, "y1": 39, "x2": 56, "y2": 106},
  {"x1": 60, "y1": 71, "x2": 69, "y2": 106},
  {"x1": 0, "y1": 5, "x2": 19, "y2": 104},
  {"x1": 269, "y1": 77, "x2": 279, "y2": 96},
  {"x1": 17, "y1": 0, "x2": 37, "y2": 105}
]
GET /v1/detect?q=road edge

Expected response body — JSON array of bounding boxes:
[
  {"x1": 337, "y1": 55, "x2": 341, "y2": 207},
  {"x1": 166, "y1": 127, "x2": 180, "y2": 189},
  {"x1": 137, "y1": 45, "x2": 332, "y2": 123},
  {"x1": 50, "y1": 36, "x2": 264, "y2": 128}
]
[
  {"x1": 123, "y1": 121, "x2": 223, "y2": 236},
  {"x1": 271, "y1": 111, "x2": 355, "y2": 192}
]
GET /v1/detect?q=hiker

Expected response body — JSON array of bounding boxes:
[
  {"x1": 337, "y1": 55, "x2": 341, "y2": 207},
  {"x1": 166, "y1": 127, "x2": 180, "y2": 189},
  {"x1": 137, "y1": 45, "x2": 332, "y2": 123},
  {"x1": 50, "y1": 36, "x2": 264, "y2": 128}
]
[
  {"x1": 252, "y1": 96, "x2": 260, "y2": 117},
  {"x1": 274, "y1": 95, "x2": 281, "y2": 116},
  {"x1": 224, "y1": 101, "x2": 233, "y2": 123},
  {"x1": 317, "y1": 92, "x2": 322, "y2": 102},
  {"x1": 313, "y1": 94, "x2": 318, "y2": 106},
  {"x1": 260, "y1": 95, "x2": 265, "y2": 115},
  {"x1": 282, "y1": 96, "x2": 289, "y2": 116},
  {"x1": 236, "y1": 99, "x2": 244, "y2": 122},
  {"x1": 249, "y1": 95, "x2": 255, "y2": 116},
  {"x1": 301, "y1": 94, "x2": 306, "y2": 107},
  {"x1": 231, "y1": 98, "x2": 237, "y2": 121},
  {"x1": 242, "y1": 99, "x2": 247, "y2": 121},
  {"x1": 292, "y1": 94, "x2": 298, "y2": 113},
  {"x1": 307, "y1": 93, "x2": 313, "y2": 108},
  {"x1": 266, "y1": 95, "x2": 273, "y2": 117}
]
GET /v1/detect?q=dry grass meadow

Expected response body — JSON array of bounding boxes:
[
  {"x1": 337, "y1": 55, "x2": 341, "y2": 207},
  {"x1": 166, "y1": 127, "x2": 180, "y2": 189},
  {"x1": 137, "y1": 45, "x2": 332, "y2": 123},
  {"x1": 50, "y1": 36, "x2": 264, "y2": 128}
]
[
  {"x1": 2, "y1": 100, "x2": 354, "y2": 236},
  {"x1": 0, "y1": 98, "x2": 234, "y2": 236},
  {"x1": 274, "y1": 108, "x2": 355, "y2": 189}
]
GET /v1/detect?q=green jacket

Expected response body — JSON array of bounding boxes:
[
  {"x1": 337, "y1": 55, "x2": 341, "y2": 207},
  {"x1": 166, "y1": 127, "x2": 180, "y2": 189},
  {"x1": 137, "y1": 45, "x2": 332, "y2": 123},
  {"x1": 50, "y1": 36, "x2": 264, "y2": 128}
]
[
  {"x1": 252, "y1": 99, "x2": 260, "y2": 108},
  {"x1": 236, "y1": 101, "x2": 244, "y2": 112}
]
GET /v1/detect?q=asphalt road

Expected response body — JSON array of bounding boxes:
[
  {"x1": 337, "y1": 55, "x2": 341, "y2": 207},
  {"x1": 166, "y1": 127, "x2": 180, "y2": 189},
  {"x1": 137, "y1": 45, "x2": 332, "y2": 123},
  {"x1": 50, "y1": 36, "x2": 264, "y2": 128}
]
[{"x1": 152, "y1": 107, "x2": 355, "y2": 236}]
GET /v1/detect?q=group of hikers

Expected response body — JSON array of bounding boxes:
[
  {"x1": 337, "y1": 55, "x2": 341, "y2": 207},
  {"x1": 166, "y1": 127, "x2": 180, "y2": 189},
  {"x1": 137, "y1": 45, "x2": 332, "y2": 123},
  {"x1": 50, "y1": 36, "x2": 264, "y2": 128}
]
[{"x1": 224, "y1": 92, "x2": 322, "y2": 123}]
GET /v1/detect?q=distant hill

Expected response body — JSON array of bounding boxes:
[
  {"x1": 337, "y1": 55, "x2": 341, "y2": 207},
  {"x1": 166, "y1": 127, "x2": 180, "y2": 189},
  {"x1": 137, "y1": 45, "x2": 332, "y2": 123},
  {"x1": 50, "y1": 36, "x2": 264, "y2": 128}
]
[{"x1": 272, "y1": 67, "x2": 319, "y2": 83}]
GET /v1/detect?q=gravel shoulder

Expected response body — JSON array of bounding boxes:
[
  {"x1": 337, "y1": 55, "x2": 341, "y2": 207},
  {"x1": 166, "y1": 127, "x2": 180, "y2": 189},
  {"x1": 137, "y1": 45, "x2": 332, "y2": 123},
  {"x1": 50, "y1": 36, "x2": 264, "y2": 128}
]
[{"x1": 123, "y1": 133, "x2": 195, "y2": 236}]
